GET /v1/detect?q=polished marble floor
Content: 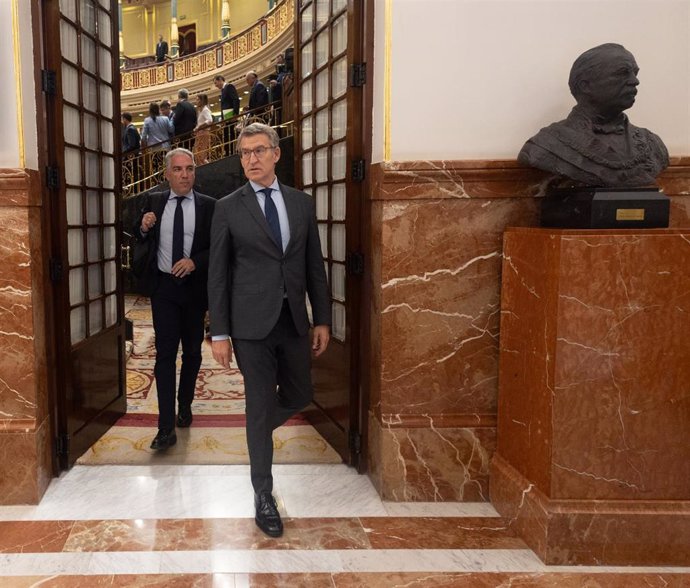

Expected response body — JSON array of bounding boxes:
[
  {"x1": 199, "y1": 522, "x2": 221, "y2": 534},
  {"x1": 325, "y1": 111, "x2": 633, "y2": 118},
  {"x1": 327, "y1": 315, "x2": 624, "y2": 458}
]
[{"x1": 0, "y1": 464, "x2": 688, "y2": 586}]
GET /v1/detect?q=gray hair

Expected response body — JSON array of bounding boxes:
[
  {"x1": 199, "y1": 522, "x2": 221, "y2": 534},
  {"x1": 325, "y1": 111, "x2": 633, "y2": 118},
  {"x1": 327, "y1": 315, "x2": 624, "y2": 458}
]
[
  {"x1": 165, "y1": 148, "x2": 195, "y2": 169},
  {"x1": 568, "y1": 43, "x2": 632, "y2": 99},
  {"x1": 238, "y1": 123, "x2": 279, "y2": 148},
  {"x1": 178, "y1": 88, "x2": 189, "y2": 100}
]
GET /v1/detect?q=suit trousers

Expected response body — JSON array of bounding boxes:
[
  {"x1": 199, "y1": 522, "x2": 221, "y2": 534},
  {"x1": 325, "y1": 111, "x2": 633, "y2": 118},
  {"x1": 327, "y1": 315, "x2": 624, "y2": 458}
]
[
  {"x1": 151, "y1": 273, "x2": 206, "y2": 431},
  {"x1": 232, "y1": 300, "x2": 313, "y2": 494}
]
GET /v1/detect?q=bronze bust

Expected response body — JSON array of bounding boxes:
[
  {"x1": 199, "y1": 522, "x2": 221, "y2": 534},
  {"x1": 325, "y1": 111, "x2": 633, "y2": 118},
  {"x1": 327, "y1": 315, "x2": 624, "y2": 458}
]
[{"x1": 518, "y1": 43, "x2": 669, "y2": 187}]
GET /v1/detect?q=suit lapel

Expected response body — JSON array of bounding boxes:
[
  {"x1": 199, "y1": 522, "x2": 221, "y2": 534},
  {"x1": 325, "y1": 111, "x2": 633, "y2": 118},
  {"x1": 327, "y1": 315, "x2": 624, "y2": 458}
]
[
  {"x1": 280, "y1": 183, "x2": 301, "y2": 256},
  {"x1": 240, "y1": 183, "x2": 282, "y2": 252},
  {"x1": 190, "y1": 190, "x2": 206, "y2": 255}
]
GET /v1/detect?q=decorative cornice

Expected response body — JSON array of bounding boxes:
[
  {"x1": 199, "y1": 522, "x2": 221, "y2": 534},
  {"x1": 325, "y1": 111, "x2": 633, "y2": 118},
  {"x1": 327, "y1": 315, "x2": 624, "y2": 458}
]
[
  {"x1": 370, "y1": 158, "x2": 690, "y2": 201},
  {"x1": 0, "y1": 168, "x2": 41, "y2": 207}
]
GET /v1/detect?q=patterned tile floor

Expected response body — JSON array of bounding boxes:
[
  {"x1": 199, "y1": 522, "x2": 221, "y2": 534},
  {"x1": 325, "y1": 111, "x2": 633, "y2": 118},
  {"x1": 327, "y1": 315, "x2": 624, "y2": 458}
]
[
  {"x1": 77, "y1": 296, "x2": 340, "y2": 466},
  {"x1": 3, "y1": 298, "x2": 687, "y2": 585},
  {"x1": 0, "y1": 465, "x2": 688, "y2": 585}
]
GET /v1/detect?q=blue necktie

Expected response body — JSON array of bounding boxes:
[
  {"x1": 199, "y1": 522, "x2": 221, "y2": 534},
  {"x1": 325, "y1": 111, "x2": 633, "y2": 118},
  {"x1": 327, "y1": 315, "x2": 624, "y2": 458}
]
[
  {"x1": 172, "y1": 196, "x2": 185, "y2": 266},
  {"x1": 260, "y1": 188, "x2": 282, "y2": 252}
]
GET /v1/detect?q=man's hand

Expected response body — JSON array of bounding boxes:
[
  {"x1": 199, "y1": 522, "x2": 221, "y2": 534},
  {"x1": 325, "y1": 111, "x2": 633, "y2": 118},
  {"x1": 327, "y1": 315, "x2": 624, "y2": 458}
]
[
  {"x1": 212, "y1": 339, "x2": 233, "y2": 368},
  {"x1": 171, "y1": 258, "x2": 195, "y2": 278},
  {"x1": 140, "y1": 212, "x2": 157, "y2": 233},
  {"x1": 312, "y1": 325, "x2": 330, "y2": 357}
]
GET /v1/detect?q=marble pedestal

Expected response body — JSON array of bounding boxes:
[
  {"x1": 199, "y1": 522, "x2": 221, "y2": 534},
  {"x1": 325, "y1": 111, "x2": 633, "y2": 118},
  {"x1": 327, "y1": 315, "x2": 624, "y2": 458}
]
[{"x1": 490, "y1": 228, "x2": 690, "y2": 566}]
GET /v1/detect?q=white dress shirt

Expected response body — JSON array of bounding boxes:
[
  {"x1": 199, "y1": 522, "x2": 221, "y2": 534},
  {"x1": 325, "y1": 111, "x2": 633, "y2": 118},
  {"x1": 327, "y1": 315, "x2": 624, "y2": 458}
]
[{"x1": 157, "y1": 191, "x2": 196, "y2": 273}]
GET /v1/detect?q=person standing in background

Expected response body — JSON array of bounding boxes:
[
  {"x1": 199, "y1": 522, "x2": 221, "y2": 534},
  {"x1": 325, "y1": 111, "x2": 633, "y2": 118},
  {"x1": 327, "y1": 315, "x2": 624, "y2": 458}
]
[
  {"x1": 155, "y1": 34, "x2": 168, "y2": 63},
  {"x1": 214, "y1": 75, "x2": 240, "y2": 155},
  {"x1": 245, "y1": 71, "x2": 269, "y2": 113},
  {"x1": 173, "y1": 88, "x2": 197, "y2": 151},
  {"x1": 193, "y1": 94, "x2": 213, "y2": 165}
]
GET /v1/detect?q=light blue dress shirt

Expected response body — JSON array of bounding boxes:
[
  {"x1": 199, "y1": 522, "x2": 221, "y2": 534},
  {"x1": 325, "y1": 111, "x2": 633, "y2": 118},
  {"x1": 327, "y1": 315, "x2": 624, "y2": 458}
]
[
  {"x1": 250, "y1": 178, "x2": 291, "y2": 252},
  {"x1": 157, "y1": 191, "x2": 196, "y2": 272}
]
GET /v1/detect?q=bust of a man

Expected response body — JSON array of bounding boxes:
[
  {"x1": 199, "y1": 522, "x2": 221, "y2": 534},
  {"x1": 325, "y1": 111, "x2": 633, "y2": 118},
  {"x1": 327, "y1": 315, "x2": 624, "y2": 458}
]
[{"x1": 518, "y1": 43, "x2": 669, "y2": 187}]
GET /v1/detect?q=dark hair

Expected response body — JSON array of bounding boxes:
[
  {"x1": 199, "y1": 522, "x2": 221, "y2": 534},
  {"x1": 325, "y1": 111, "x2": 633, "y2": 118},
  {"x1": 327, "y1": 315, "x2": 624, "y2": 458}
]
[
  {"x1": 214, "y1": 75, "x2": 225, "y2": 82},
  {"x1": 160, "y1": 99, "x2": 171, "y2": 109},
  {"x1": 148, "y1": 102, "x2": 161, "y2": 120},
  {"x1": 122, "y1": 112, "x2": 133, "y2": 122},
  {"x1": 196, "y1": 93, "x2": 209, "y2": 107}
]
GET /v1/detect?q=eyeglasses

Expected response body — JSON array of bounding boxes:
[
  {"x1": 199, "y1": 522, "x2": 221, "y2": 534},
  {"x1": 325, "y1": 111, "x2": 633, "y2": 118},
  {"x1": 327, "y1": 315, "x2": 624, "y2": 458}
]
[{"x1": 239, "y1": 146, "x2": 275, "y2": 159}]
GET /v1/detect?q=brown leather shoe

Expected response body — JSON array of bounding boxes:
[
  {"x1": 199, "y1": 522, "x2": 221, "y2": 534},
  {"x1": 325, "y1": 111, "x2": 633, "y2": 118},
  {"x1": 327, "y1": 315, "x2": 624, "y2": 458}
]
[
  {"x1": 150, "y1": 429, "x2": 177, "y2": 450},
  {"x1": 254, "y1": 492, "x2": 283, "y2": 537}
]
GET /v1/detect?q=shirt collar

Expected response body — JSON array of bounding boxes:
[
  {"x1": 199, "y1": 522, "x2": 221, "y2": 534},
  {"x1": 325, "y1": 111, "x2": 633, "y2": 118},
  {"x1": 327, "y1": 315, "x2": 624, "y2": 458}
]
[
  {"x1": 250, "y1": 178, "x2": 280, "y2": 194},
  {"x1": 169, "y1": 190, "x2": 193, "y2": 200}
]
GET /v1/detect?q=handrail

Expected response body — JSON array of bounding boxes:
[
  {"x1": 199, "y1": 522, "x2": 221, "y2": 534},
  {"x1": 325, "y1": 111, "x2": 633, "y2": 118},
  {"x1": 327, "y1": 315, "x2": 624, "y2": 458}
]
[
  {"x1": 120, "y1": 0, "x2": 294, "y2": 92},
  {"x1": 121, "y1": 104, "x2": 292, "y2": 199}
]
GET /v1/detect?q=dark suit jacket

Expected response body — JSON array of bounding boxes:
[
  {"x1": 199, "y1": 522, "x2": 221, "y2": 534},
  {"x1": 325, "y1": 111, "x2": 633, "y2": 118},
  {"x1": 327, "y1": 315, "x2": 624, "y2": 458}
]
[
  {"x1": 208, "y1": 182, "x2": 331, "y2": 340},
  {"x1": 173, "y1": 100, "x2": 197, "y2": 136},
  {"x1": 248, "y1": 81, "x2": 269, "y2": 111},
  {"x1": 134, "y1": 189, "x2": 216, "y2": 301},
  {"x1": 122, "y1": 124, "x2": 141, "y2": 153},
  {"x1": 220, "y1": 82, "x2": 240, "y2": 117},
  {"x1": 155, "y1": 41, "x2": 168, "y2": 62}
]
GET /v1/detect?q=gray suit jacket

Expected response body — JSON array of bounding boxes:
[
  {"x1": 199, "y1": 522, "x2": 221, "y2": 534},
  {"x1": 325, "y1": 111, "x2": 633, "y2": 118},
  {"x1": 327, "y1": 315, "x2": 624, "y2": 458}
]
[{"x1": 208, "y1": 182, "x2": 331, "y2": 340}]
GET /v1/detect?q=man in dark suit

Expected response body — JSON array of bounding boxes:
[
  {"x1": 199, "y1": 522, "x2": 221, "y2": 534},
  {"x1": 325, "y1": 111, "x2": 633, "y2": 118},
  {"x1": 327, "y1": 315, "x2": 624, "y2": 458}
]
[
  {"x1": 214, "y1": 74, "x2": 240, "y2": 118},
  {"x1": 214, "y1": 74, "x2": 240, "y2": 155},
  {"x1": 155, "y1": 34, "x2": 168, "y2": 63},
  {"x1": 135, "y1": 148, "x2": 215, "y2": 451},
  {"x1": 173, "y1": 88, "x2": 197, "y2": 151},
  {"x1": 208, "y1": 123, "x2": 331, "y2": 537},
  {"x1": 121, "y1": 112, "x2": 141, "y2": 186},
  {"x1": 245, "y1": 71, "x2": 269, "y2": 112}
]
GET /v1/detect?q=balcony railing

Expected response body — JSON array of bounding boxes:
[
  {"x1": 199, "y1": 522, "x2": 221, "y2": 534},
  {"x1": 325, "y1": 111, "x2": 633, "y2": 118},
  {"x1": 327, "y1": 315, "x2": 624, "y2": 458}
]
[
  {"x1": 120, "y1": 0, "x2": 294, "y2": 92},
  {"x1": 121, "y1": 106, "x2": 292, "y2": 198}
]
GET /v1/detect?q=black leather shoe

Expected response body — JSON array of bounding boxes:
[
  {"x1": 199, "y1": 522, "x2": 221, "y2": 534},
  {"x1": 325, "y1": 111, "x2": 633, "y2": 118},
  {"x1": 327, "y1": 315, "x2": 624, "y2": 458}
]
[
  {"x1": 254, "y1": 492, "x2": 283, "y2": 537},
  {"x1": 176, "y1": 405, "x2": 193, "y2": 428},
  {"x1": 150, "y1": 429, "x2": 177, "y2": 450}
]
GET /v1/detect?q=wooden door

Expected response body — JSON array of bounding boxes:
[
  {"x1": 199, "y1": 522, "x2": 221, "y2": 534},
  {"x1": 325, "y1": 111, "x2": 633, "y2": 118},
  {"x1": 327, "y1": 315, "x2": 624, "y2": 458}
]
[
  {"x1": 43, "y1": 0, "x2": 126, "y2": 468},
  {"x1": 296, "y1": 0, "x2": 365, "y2": 466}
]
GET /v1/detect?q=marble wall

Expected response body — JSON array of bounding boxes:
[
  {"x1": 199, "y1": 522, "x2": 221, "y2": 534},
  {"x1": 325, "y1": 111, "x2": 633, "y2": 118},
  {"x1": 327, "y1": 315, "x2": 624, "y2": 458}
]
[
  {"x1": 491, "y1": 227, "x2": 690, "y2": 565},
  {"x1": 0, "y1": 168, "x2": 52, "y2": 504},
  {"x1": 366, "y1": 158, "x2": 690, "y2": 502}
]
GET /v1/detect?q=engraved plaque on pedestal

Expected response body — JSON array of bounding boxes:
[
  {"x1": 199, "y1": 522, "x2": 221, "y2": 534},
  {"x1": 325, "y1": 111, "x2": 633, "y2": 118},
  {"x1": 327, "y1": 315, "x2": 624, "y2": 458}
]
[{"x1": 540, "y1": 188, "x2": 670, "y2": 229}]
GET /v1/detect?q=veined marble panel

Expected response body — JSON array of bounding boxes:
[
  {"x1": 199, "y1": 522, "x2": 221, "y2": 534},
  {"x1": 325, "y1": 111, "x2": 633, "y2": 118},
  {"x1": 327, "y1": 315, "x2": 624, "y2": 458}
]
[
  {"x1": 0, "y1": 168, "x2": 50, "y2": 506},
  {"x1": 368, "y1": 413, "x2": 494, "y2": 502}
]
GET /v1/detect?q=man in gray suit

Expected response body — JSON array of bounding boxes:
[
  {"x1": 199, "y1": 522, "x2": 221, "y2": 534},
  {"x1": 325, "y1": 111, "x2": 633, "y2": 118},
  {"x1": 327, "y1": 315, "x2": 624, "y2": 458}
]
[{"x1": 208, "y1": 123, "x2": 331, "y2": 537}]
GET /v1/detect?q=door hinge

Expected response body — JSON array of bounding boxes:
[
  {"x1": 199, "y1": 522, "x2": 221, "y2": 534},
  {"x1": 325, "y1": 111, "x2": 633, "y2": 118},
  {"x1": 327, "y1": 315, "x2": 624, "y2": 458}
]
[
  {"x1": 46, "y1": 166, "x2": 59, "y2": 190},
  {"x1": 350, "y1": 63, "x2": 367, "y2": 87},
  {"x1": 351, "y1": 159, "x2": 365, "y2": 182},
  {"x1": 56, "y1": 434, "x2": 70, "y2": 458},
  {"x1": 41, "y1": 69, "x2": 57, "y2": 96},
  {"x1": 49, "y1": 258, "x2": 63, "y2": 282},
  {"x1": 349, "y1": 430, "x2": 362, "y2": 454},
  {"x1": 346, "y1": 251, "x2": 364, "y2": 276}
]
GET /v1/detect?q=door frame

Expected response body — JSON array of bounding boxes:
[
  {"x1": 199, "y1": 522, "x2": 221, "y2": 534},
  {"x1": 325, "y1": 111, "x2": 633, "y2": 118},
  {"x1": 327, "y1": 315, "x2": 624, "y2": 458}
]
[
  {"x1": 294, "y1": 0, "x2": 375, "y2": 471},
  {"x1": 41, "y1": 0, "x2": 126, "y2": 470}
]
